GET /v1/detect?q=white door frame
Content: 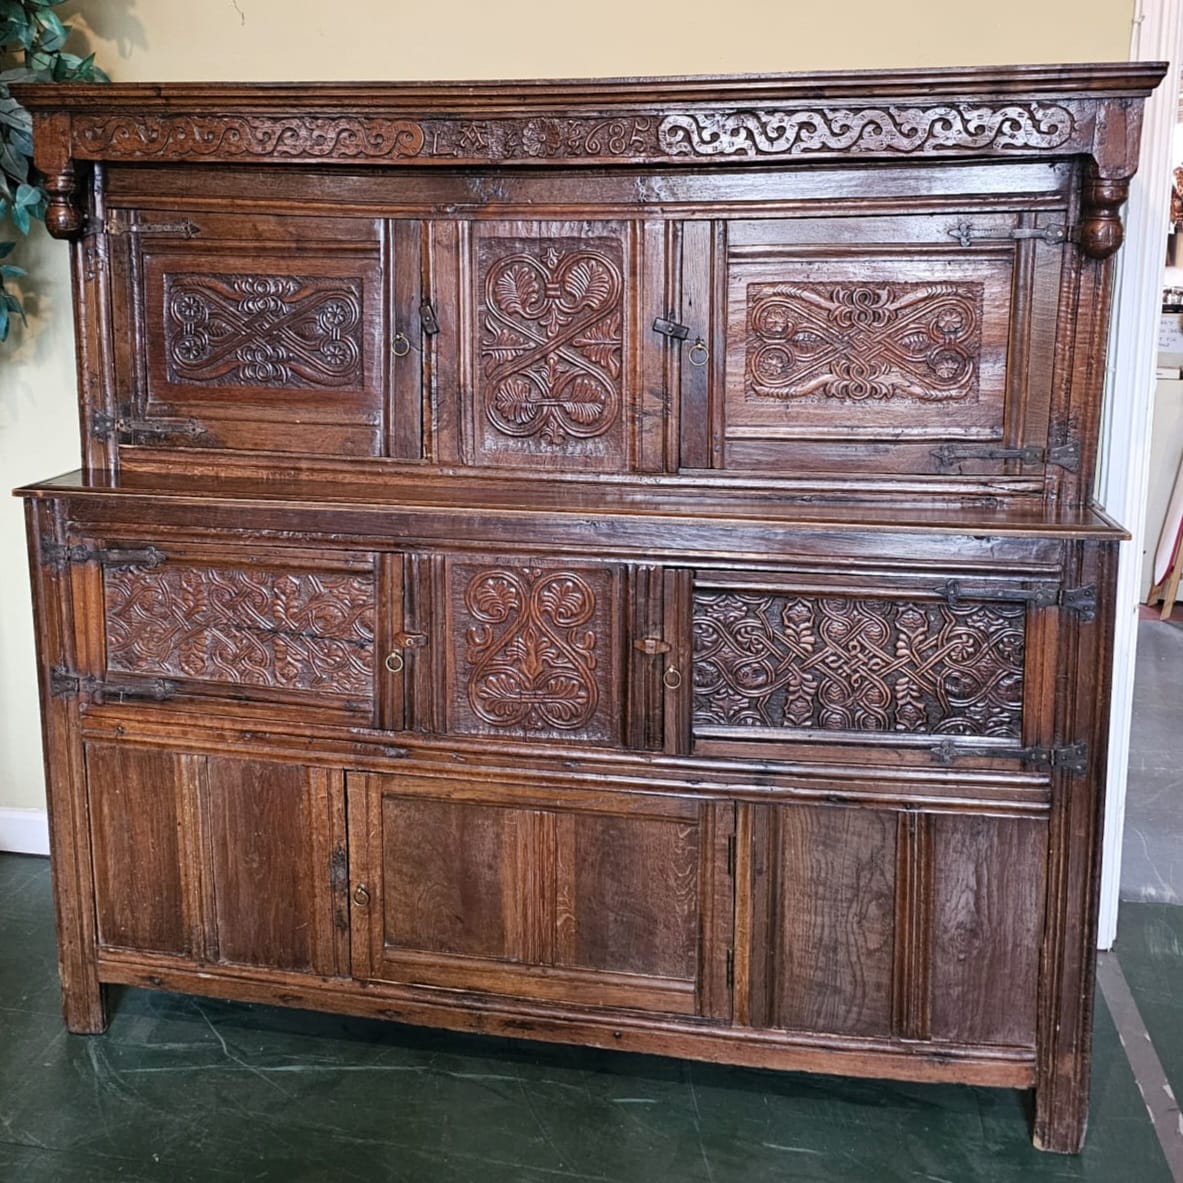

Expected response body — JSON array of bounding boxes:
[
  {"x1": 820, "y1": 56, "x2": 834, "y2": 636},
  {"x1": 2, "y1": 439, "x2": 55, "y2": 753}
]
[{"x1": 1096, "y1": 0, "x2": 1181, "y2": 947}]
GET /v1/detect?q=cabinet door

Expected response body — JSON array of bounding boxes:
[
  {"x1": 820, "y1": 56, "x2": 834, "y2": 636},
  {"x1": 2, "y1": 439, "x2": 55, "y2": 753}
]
[
  {"x1": 85, "y1": 743, "x2": 348, "y2": 976},
  {"x1": 348, "y1": 772, "x2": 734, "y2": 1019},
  {"x1": 680, "y1": 208, "x2": 1066, "y2": 487},
  {"x1": 431, "y1": 218, "x2": 668, "y2": 473},
  {"x1": 73, "y1": 536, "x2": 379, "y2": 719},
  {"x1": 109, "y1": 208, "x2": 391, "y2": 458},
  {"x1": 745, "y1": 802, "x2": 1046, "y2": 1050}
]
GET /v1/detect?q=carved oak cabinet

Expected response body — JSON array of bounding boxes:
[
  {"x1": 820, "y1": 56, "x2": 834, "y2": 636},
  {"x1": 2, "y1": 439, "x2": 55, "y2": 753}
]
[{"x1": 14, "y1": 64, "x2": 1164, "y2": 1153}]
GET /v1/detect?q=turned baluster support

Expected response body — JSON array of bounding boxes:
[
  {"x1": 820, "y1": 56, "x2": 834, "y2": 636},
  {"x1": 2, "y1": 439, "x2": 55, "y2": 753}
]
[
  {"x1": 43, "y1": 161, "x2": 84, "y2": 239},
  {"x1": 1078, "y1": 168, "x2": 1130, "y2": 260}
]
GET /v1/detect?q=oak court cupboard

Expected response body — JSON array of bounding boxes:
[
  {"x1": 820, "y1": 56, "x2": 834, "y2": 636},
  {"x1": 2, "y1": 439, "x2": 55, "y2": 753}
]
[{"x1": 12, "y1": 61, "x2": 1166, "y2": 1153}]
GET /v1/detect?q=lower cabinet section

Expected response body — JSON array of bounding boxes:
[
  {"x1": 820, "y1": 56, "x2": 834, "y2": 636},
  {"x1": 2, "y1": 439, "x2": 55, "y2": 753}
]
[
  {"x1": 347, "y1": 772, "x2": 734, "y2": 1018},
  {"x1": 85, "y1": 743, "x2": 348, "y2": 976},
  {"x1": 745, "y1": 803, "x2": 1045, "y2": 1051}
]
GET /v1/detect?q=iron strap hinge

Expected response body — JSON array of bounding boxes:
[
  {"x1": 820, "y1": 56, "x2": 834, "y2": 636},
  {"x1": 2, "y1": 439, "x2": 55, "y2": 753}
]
[
  {"x1": 49, "y1": 665, "x2": 177, "y2": 703},
  {"x1": 92, "y1": 409, "x2": 207, "y2": 444},
  {"x1": 931, "y1": 439, "x2": 1080, "y2": 473},
  {"x1": 947, "y1": 221, "x2": 1075, "y2": 248},
  {"x1": 936, "y1": 580, "x2": 1096, "y2": 618},
  {"x1": 103, "y1": 218, "x2": 200, "y2": 238},
  {"x1": 930, "y1": 740, "x2": 1088, "y2": 775},
  {"x1": 40, "y1": 539, "x2": 167, "y2": 570}
]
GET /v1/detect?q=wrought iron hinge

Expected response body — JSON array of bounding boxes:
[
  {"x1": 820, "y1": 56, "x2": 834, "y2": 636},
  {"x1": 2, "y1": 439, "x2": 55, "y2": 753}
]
[
  {"x1": 947, "y1": 221, "x2": 1075, "y2": 248},
  {"x1": 633, "y1": 637, "x2": 673, "y2": 656},
  {"x1": 725, "y1": 948, "x2": 735, "y2": 989},
  {"x1": 935, "y1": 579, "x2": 1096, "y2": 618},
  {"x1": 931, "y1": 439, "x2": 1080, "y2": 473},
  {"x1": 49, "y1": 666, "x2": 177, "y2": 703},
  {"x1": 930, "y1": 740, "x2": 1088, "y2": 775},
  {"x1": 726, "y1": 833, "x2": 737, "y2": 877},
  {"x1": 652, "y1": 316, "x2": 690, "y2": 341},
  {"x1": 419, "y1": 299, "x2": 440, "y2": 335},
  {"x1": 103, "y1": 217, "x2": 200, "y2": 238},
  {"x1": 40, "y1": 539, "x2": 166, "y2": 570},
  {"x1": 329, "y1": 846, "x2": 348, "y2": 891},
  {"x1": 92, "y1": 408, "x2": 207, "y2": 444}
]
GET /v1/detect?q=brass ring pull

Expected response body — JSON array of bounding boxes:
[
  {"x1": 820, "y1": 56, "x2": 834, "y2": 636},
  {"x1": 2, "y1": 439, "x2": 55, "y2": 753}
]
[
  {"x1": 384, "y1": 651, "x2": 405, "y2": 674},
  {"x1": 391, "y1": 331, "x2": 411, "y2": 357},
  {"x1": 353, "y1": 885, "x2": 370, "y2": 906},
  {"x1": 688, "y1": 339, "x2": 709, "y2": 367},
  {"x1": 663, "y1": 666, "x2": 682, "y2": 690}
]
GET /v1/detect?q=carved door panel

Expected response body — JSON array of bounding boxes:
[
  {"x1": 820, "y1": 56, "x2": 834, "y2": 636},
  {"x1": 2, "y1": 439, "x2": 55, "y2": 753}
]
[
  {"x1": 389, "y1": 552, "x2": 674, "y2": 752},
  {"x1": 745, "y1": 802, "x2": 1045, "y2": 1050},
  {"x1": 686, "y1": 565, "x2": 1060, "y2": 769},
  {"x1": 430, "y1": 218, "x2": 667, "y2": 473},
  {"x1": 85, "y1": 743, "x2": 348, "y2": 976},
  {"x1": 347, "y1": 771, "x2": 734, "y2": 1018},
  {"x1": 67, "y1": 532, "x2": 379, "y2": 720},
  {"x1": 108, "y1": 209, "x2": 391, "y2": 459},
  {"x1": 679, "y1": 209, "x2": 1067, "y2": 487}
]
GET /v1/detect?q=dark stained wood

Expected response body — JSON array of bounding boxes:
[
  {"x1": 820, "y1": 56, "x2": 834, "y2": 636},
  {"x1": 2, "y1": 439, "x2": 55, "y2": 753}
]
[{"x1": 12, "y1": 66, "x2": 1161, "y2": 1156}]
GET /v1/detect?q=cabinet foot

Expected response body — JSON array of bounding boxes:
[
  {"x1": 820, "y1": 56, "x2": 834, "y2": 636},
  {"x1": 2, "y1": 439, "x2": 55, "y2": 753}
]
[
  {"x1": 61, "y1": 980, "x2": 109, "y2": 1035},
  {"x1": 1032, "y1": 1085, "x2": 1088, "y2": 1155}
]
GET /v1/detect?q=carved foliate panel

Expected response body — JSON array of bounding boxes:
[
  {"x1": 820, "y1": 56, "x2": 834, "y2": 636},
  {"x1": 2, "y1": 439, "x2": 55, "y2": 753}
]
[
  {"x1": 447, "y1": 560, "x2": 620, "y2": 743},
  {"x1": 745, "y1": 282, "x2": 983, "y2": 404},
  {"x1": 165, "y1": 273, "x2": 364, "y2": 388},
  {"x1": 104, "y1": 563, "x2": 376, "y2": 698},
  {"x1": 692, "y1": 591, "x2": 1025, "y2": 739},
  {"x1": 473, "y1": 230, "x2": 627, "y2": 468}
]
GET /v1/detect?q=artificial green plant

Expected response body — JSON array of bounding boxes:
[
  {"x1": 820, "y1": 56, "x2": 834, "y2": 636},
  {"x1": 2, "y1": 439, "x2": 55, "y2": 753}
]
[{"x1": 0, "y1": 0, "x2": 105, "y2": 340}]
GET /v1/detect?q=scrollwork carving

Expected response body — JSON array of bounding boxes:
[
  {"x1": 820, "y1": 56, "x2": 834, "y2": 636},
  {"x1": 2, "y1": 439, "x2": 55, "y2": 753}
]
[
  {"x1": 104, "y1": 564, "x2": 376, "y2": 697},
  {"x1": 692, "y1": 591, "x2": 1025, "y2": 738},
  {"x1": 166, "y1": 274, "x2": 364, "y2": 388},
  {"x1": 745, "y1": 282, "x2": 983, "y2": 403},
  {"x1": 659, "y1": 103, "x2": 1074, "y2": 158}
]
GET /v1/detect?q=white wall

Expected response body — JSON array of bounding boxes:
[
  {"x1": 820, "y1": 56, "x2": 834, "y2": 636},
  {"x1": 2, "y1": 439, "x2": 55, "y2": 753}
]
[{"x1": 0, "y1": 0, "x2": 1138, "y2": 828}]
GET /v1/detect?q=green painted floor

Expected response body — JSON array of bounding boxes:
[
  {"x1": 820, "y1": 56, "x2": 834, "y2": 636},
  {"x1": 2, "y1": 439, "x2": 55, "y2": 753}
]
[{"x1": 0, "y1": 852, "x2": 1173, "y2": 1182}]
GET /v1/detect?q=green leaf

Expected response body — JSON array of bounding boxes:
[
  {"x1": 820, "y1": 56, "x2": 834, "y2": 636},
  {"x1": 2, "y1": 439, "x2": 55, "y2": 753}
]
[
  {"x1": 0, "y1": 263, "x2": 26, "y2": 279},
  {"x1": 0, "y1": 134, "x2": 29, "y2": 184},
  {"x1": 0, "y1": 240, "x2": 13, "y2": 259},
  {"x1": 14, "y1": 182, "x2": 39, "y2": 207},
  {"x1": 0, "y1": 301, "x2": 11, "y2": 342}
]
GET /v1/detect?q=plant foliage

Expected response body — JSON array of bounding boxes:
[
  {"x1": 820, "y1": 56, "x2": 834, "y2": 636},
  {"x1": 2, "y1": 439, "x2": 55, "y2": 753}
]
[{"x1": 0, "y1": 0, "x2": 105, "y2": 341}]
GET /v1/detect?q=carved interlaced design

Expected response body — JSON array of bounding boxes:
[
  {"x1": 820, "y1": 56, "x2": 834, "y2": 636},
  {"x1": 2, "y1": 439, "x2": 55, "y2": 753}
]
[
  {"x1": 464, "y1": 567, "x2": 599, "y2": 731},
  {"x1": 165, "y1": 274, "x2": 364, "y2": 387},
  {"x1": 659, "y1": 104, "x2": 1074, "y2": 157},
  {"x1": 479, "y1": 241, "x2": 623, "y2": 446},
  {"x1": 745, "y1": 282, "x2": 983, "y2": 403},
  {"x1": 104, "y1": 564, "x2": 375, "y2": 697},
  {"x1": 692, "y1": 591, "x2": 1025, "y2": 737}
]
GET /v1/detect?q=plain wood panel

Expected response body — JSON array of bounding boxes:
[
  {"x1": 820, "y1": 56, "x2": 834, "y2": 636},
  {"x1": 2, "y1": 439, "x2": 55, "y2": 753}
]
[
  {"x1": 202, "y1": 756, "x2": 325, "y2": 973},
  {"x1": 766, "y1": 804, "x2": 896, "y2": 1037},
  {"x1": 86, "y1": 743, "x2": 192, "y2": 956},
  {"x1": 561, "y1": 812, "x2": 699, "y2": 980},
  {"x1": 929, "y1": 813, "x2": 1046, "y2": 1047}
]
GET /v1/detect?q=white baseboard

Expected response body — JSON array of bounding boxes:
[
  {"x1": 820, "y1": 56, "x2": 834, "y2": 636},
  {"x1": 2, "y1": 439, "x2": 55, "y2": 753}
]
[{"x1": 0, "y1": 808, "x2": 50, "y2": 856}]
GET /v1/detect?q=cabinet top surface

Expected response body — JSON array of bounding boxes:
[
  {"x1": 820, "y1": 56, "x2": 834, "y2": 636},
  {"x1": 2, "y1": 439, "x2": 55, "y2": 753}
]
[{"x1": 11, "y1": 62, "x2": 1168, "y2": 110}]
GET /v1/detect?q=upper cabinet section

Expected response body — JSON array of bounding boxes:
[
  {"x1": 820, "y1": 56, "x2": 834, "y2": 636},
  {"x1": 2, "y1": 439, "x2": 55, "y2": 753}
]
[{"x1": 15, "y1": 64, "x2": 1165, "y2": 507}]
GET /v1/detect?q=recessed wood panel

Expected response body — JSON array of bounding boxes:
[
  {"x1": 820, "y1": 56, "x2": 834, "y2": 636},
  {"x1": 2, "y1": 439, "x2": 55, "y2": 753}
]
[
  {"x1": 467, "y1": 221, "x2": 633, "y2": 472},
  {"x1": 692, "y1": 586, "x2": 1026, "y2": 742},
  {"x1": 759, "y1": 805, "x2": 897, "y2": 1038},
  {"x1": 102, "y1": 556, "x2": 376, "y2": 705},
  {"x1": 929, "y1": 814, "x2": 1046, "y2": 1047},
  {"x1": 86, "y1": 743, "x2": 192, "y2": 956},
  {"x1": 445, "y1": 557, "x2": 622, "y2": 745},
  {"x1": 202, "y1": 758, "x2": 330, "y2": 973}
]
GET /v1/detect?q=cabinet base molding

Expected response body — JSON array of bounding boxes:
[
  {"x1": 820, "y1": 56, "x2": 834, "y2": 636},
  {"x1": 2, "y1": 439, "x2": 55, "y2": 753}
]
[{"x1": 95, "y1": 953, "x2": 1036, "y2": 1089}]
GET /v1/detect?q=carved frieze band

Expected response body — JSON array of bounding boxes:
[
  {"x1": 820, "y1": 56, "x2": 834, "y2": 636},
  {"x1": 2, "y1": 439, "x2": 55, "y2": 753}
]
[
  {"x1": 165, "y1": 274, "x2": 364, "y2": 388},
  {"x1": 104, "y1": 564, "x2": 376, "y2": 697},
  {"x1": 479, "y1": 241, "x2": 623, "y2": 446},
  {"x1": 692, "y1": 591, "x2": 1025, "y2": 738},
  {"x1": 745, "y1": 282, "x2": 983, "y2": 403},
  {"x1": 69, "y1": 102, "x2": 1076, "y2": 164},
  {"x1": 462, "y1": 566, "x2": 602, "y2": 734}
]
